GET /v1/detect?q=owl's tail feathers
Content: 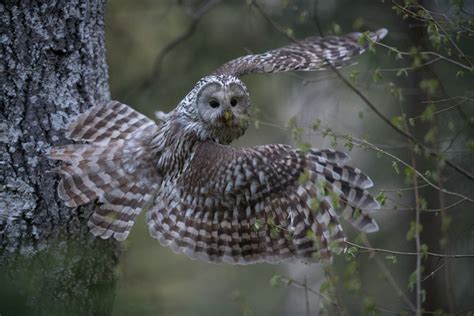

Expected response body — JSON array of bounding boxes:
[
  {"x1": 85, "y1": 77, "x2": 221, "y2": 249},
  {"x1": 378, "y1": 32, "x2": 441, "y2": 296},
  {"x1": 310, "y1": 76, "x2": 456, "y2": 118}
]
[
  {"x1": 308, "y1": 150, "x2": 380, "y2": 234},
  {"x1": 49, "y1": 101, "x2": 160, "y2": 241}
]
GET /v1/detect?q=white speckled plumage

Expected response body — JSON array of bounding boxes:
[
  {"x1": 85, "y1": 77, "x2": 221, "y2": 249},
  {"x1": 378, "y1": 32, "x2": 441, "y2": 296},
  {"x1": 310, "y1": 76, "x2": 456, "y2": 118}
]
[{"x1": 49, "y1": 29, "x2": 387, "y2": 264}]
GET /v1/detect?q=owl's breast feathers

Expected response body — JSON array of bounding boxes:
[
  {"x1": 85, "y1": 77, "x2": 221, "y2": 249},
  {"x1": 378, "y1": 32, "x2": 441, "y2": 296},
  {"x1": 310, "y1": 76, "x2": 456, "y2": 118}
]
[{"x1": 178, "y1": 142, "x2": 305, "y2": 203}]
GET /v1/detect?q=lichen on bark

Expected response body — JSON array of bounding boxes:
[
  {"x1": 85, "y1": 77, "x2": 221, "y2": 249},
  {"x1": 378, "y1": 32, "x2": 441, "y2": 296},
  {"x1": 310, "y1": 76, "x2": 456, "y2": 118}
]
[{"x1": 0, "y1": 1, "x2": 120, "y2": 314}]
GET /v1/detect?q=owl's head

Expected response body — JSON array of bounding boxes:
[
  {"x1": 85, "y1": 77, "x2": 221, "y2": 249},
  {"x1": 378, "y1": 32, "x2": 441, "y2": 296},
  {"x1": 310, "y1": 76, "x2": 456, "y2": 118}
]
[{"x1": 180, "y1": 75, "x2": 251, "y2": 144}]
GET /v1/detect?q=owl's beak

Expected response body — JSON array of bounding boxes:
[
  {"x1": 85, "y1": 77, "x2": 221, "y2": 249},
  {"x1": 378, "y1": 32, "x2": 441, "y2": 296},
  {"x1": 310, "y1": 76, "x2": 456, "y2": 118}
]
[{"x1": 222, "y1": 109, "x2": 234, "y2": 125}]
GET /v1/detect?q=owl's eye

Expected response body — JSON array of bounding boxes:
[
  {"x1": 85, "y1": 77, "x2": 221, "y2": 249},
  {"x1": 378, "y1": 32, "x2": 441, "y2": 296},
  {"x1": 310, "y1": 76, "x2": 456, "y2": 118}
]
[
  {"x1": 209, "y1": 99, "x2": 220, "y2": 108},
  {"x1": 230, "y1": 98, "x2": 237, "y2": 107}
]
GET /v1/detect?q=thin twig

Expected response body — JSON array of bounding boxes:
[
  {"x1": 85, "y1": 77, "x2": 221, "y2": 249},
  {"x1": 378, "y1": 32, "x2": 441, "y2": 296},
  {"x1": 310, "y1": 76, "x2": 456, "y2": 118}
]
[
  {"x1": 130, "y1": 0, "x2": 220, "y2": 96},
  {"x1": 379, "y1": 57, "x2": 441, "y2": 72},
  {"x1": 362, "y1": 236, "x2": 417, "y2": 312},
  {"x1": 345, "y1": 240, "x2": 474, "y2": 259},
  {"x1": 376, "y1": 41, "x2": 473, "y2": 71},
  {"x1": 421, "y1": 260, "x2": 447, "y2": 282},
  {"x1": 424, "y1": 96, "x2": 474, "y2": 104},
  {"x1": 455, "y1": 305, "x2": 474, "y2": 315},
  {"x1": 278, "y1": 276, "x2": 333, "y2": 303},
  {"x1": 304, "y1": 276, "x2": 310, "y2": 316},
  {"x1": 410, "y1": 99, "x2": 469, "y2": 121},
  {"x1": 376, "y1": 197, "x2": 468, "y2": 213},
  {"x1": 410, "y1": 141, "x2": 422, "y2": 316},
  {"x1": 349, "y1": 137, "x2": 474, "y2": 203},
  {"x1": 382, "y1": 183, "x2": 431, "y2": 192}
]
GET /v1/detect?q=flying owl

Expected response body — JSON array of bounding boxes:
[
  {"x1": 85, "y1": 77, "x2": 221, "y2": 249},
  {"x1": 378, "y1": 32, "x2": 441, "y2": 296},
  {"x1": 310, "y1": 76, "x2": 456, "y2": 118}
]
[{"x1": 49, "y1": 29, "x2": 388, "y2": 264}]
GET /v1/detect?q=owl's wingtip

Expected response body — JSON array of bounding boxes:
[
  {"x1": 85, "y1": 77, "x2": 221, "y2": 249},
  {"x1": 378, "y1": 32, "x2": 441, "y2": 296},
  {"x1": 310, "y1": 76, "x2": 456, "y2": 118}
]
[{"x1": 375, "y1": 28, "x2": 389, "y2": 40}]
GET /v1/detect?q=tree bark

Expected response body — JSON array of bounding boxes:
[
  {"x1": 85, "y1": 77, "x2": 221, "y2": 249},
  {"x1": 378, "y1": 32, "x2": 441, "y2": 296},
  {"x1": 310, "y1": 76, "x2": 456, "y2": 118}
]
[{"x1": 0, "y1": 1, "x2": 119, "y2": 314}]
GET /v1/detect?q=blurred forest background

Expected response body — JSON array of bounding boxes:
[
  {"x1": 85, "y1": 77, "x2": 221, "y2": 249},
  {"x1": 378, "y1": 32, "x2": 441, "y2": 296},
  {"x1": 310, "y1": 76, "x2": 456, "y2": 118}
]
[{"x1": 101, "y1": 0, "x2": 473, "y2": 315}]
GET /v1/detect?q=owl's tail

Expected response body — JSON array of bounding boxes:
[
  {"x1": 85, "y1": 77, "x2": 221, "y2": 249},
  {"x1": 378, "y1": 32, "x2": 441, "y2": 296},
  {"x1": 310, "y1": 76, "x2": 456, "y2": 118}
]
[{"x1": 49, "y1": 101, "x2": 160, "y2": 241}]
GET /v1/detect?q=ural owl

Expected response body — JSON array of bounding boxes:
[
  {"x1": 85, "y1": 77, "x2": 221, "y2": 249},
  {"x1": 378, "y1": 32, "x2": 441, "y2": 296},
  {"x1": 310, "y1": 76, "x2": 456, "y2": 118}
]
[{"x1": 50, "y1": 29, "x2": 388, "y2": 264}]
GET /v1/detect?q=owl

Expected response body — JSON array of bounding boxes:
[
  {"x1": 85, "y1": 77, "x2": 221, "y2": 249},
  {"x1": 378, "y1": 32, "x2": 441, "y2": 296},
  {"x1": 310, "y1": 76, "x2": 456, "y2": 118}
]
[{"x1": 49, "y1": 29, "x2": 388, "y2": 264}]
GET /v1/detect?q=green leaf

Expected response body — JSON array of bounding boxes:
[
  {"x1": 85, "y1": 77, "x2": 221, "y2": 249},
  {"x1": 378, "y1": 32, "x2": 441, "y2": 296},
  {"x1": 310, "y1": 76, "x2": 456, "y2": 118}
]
[
  {"x1": 343, "y1": 134, "x2": 354, "y2": 151},
  {"x1": 332, "y1": 22, "x2": 342, "y2": 35},
  {"x1": 421, "y1": 104, "x2": 436, "y2": 122},
  {"x1": 312, "y1": 119, "x2": 321, "y2": 131},
  {"x1": 375, "y1": 191, "x2": 387, "y2": 206},
  {"x1": 252, "y1": 219, "x2": 263, "y2": 232},
  {"x1": 309, "y1": 198, "x2": 320, "y2": 212},
  {"x1": 404, "y1": 166, "x2": 414, "y2": 185},
  {"x1": 269, "y1": 275, "x2": 282, "y2": 287},
  {"x1": 396, "y1": 68, "x2": 408, "y2": 77},
  {"x1": 373, "y1": 68, "x2": 383, "y2": 82},
  {"x1": 392, "y1": 161, "x2": 400, "y2": 174},
  {"x1": 298, "y1": 169, "x2": 310, "y2": 184},
  {"x1": 254, "y1": 119, "x2": 260, "y2": 129},
  {"x1": 408, "y1": 270, "x2": 417, "y2": 292},
  {"x1": 363, "y1": 297, "x2": 376, "y2": 313},
  {"x1": 466, "y1": 140, "x2": 474, "y2": 152},
  {"x1": 346, "y1": 246, "x2": 358, "y2": 258},
  {"x1": 297, "y1": 142, "x2": 312, "y2": 154},
  {"x1": 352, "y1": 17, "x2": 365, "y2": 30},
  {"x1": 424, "y1": 127, "x2": 437, "y2": 144},
  {"x1": 385, "y1": 255, "x2": 397, "y2": 264},
  {"x1": 319, "y1": 280, "x2": 331, "y2": 294},
  {"x1": 419, "y1": 79, "x2": 439, "y2": 96},
  {"x1": 420, "y1": 243, "x2": 429, "y2": 259},
  {"x1": 406, "y1": 221, "x2": 423, "y2": 241},
  {"x1": 350, "y1": 70, "x2": 360, "y2": 83},
  {"x1": 391, "y1": 115, "x2": 404, "y2": 129}
]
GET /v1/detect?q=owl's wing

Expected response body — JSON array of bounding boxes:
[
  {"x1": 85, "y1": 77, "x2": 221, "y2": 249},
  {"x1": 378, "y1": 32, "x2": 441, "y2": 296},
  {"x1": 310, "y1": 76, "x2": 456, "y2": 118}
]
[
  {"x1": 49, "y1": 101, "x2": 161, "y2": 241},
  {"x1": 147, "y1": 142, "x2": 379, "y2": 264},
  {"x1": 213, "y1": 29, "x2": 387, "y2": 77}
]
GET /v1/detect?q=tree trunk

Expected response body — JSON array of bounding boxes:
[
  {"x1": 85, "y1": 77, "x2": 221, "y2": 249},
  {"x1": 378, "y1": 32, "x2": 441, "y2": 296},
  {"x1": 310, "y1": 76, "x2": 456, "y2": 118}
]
[{"x1": 0, "y1": 1, "x2": 119, "y2": 315}]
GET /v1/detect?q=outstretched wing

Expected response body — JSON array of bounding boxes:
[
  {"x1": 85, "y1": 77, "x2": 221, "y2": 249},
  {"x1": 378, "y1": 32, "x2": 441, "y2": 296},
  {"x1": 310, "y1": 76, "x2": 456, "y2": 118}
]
[
  {"x1": 213, "y1": 29, "x2": 388, "y2": 77},
  {"x1": 147, "y1": 142, "x2": 379, "y2": 265},
  {"x1": 49, "y1": 101, "x2": 161, "y2": 241}
]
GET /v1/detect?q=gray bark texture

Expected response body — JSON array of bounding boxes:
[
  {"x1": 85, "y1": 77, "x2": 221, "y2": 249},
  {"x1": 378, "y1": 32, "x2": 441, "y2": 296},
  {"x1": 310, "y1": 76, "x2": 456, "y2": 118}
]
[{"x1": 0, "y1": 1, "x2": 120, "y2": 315}]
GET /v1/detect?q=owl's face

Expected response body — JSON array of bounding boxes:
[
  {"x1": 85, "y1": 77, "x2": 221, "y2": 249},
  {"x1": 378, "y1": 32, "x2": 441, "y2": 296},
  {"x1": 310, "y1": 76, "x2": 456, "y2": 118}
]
[{"x1": 194, "y1": 76, "x2": 250, "y2": 144}]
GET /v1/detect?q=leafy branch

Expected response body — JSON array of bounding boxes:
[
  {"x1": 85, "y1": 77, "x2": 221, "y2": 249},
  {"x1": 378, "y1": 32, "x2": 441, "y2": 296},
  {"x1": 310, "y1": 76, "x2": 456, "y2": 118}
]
[
  {"x1": 250, "y1": 0, "x2": 474, "y2": 182},
  {"x1": 345, "y1": 240, "x2": 474, "y2": 259}
]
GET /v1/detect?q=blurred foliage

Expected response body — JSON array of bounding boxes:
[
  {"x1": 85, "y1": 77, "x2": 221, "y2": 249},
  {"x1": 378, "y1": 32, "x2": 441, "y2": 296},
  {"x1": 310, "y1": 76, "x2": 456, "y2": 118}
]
[{"x1": 104, "y1": 0, "x2": 474, "y2": 315}]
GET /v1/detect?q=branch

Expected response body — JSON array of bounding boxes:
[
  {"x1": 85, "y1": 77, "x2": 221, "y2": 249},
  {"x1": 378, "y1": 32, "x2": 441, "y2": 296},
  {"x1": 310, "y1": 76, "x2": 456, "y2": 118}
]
[
  {"x1": 392, "y1": 0, "x2": 474, "y2": 69},
  {"x1": 345, "y1": 240, "x2": 474, "y2": 259},
  {"x1": 276, "y1": 276, "x2": 333, "y2": 303},
  {"x1": 362, "y1": 236, "x2": 417, "y2": 311},
  {"x1": 410, "y1": 141, "x2": 422, "y2": 316},
  {"x1": 377, "y1": 197, "x2": 468, "y2": 213},
  {"x1": 350, "y1": 137, "x2": 474, "y2": 203},
  {"x1": 278, "y1": 274, "x2": 411, "y2": 315},
  {"x1": 253, "y1": 114, "x2": 474, "y2": 205},
  {"x1": 131, "y1": 0, "x2": 221, "y2": 96},
  {"x1": 251, "y1": 0, "x2": 474, "y2": 182},
  {"x1": 376, "y1": 42, "x2": 473, "y2": 71}
]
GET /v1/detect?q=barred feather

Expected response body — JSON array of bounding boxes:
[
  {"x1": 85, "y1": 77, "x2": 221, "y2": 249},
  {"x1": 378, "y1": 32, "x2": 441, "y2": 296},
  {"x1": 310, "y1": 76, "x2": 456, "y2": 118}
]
[
  {"x1": 214, "y1": 29, "x2": 388, "y2": 77},
  {"x1": 146, "y1": 142, "x2": 377, "y2": 264},
  {"x1": 49, "y1": 101, "x2": 160, "y2": 241}
]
